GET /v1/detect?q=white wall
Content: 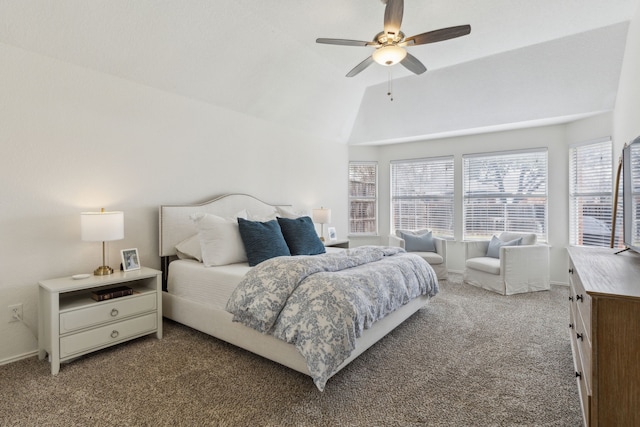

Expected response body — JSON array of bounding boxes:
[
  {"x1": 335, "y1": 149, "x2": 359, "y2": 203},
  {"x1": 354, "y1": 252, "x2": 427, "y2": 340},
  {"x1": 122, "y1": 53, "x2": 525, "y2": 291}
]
[
  {"x1": 348, "y1": 24, "x2": 628, "y2": 145},
  {"x1": 0, "y1": 43, "x2": 348, "y2": 363},
  {"x1": 614, "y1": 1, "x2": 640, "y2": 150},
  {"x1": 349, "y1": 117, "x2": 615, "y2": 284}
]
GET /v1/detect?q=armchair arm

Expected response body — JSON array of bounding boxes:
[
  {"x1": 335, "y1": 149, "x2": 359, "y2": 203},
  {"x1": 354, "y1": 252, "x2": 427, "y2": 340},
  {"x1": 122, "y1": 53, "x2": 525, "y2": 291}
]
[
  {"x1": 389, "y1": 235, "x2": 405, "y2": 249},
  {"x1": 465, "y1": 240, "x2": 490, "y2": 259},
  {"x1": 433, "y1": 237, "x2": 447, "y2": 258},
  {"x1": 501, "y1": 244, "x2": 550, "y2": 280}
]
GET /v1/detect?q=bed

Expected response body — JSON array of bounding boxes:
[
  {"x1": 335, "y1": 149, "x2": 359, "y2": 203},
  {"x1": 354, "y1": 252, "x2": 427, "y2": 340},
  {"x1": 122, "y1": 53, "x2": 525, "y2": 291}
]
[{"x1": 159, "y1": 193, "x2": 439, "y2": 390}]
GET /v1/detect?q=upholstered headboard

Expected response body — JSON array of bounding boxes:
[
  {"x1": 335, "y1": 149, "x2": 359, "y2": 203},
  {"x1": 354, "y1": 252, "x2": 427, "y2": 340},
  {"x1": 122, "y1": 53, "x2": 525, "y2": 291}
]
[{"x1": 159, "y1": 193, "x2": 290, "y2": 257}]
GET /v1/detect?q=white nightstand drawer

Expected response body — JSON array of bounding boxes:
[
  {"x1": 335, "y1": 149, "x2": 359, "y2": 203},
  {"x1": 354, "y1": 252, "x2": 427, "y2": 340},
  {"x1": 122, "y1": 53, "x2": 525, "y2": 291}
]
[
  {"x1": 60, "y1": 312, "x2": 157, "y2": 358},
  {"x1": 60, "y1": 293, "x2": 157, "y2": 334}
]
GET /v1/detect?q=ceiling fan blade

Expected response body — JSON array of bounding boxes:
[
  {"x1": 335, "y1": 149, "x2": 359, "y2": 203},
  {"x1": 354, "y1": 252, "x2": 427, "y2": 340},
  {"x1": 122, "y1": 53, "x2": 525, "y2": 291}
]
[
  {"x1": 400, "y1": 53, "x2": 427, "y2": 75},
  {"x1": 405, "y1": 25, "x2": 471, "y2": 46},
  {"x1": 316, "y1": 38, "x2": 376, "y2": 47},
  {"x1": 383, "y1": 0, "x2": 404, "y2": 37},
  {"x1": 346, "y1": 56, "x2": 374, "y2": 77}
]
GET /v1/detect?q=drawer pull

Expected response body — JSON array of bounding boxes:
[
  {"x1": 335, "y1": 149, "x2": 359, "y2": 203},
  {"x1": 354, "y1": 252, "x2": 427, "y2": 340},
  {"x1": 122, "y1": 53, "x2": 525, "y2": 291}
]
[
  {"x1": 110, "y1": 330, "x2": 119, "y2": 339},
  {"x1": 577, "y1": 333, "x2": 583, "y2": 341},
  {"x1": 110, "y1": 308, "x2": 119, "y2": 317},
  {"x1": 569, "y1": 323, "x2": 574, "y2": 329},
  {"x1": 569, "y1": 296, "x2": 574, "y2": 302},
  {"x1": 575, "y1": 371, "x2": 582, "y2": 380},
  {"x1": 576, "y1": 294, "x2": 583, "y2": 302},
  {"x1": 569, "y1": 268, "x2": 574, "y2": 274}
]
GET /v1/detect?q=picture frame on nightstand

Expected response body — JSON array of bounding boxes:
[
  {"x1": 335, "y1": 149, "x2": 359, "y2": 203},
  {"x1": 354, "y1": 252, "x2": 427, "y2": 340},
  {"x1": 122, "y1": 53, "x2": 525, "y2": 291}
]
[
  {"x1": 121, "y1": 248, "x2": 140, "y2": 271},
  {"x1": 327, "y1": 227, "x2": 337, "y2": 241}
]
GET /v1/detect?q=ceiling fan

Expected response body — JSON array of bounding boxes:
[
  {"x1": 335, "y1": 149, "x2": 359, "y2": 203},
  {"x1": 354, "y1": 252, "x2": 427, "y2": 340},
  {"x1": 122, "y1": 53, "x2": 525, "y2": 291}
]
[{"x1": 316, "y1": 0, "x2": 471, "y2": 77}]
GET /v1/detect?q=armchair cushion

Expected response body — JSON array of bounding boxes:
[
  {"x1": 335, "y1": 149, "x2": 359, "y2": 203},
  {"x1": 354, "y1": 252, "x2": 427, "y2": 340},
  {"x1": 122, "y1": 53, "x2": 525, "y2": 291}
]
[
  {"x1": 399, "y1": 230, "x2": 436, "y2": 253},
  {"x1": 395, "y1": 228, "x2": 430, "y2": 238},
  {"x1": 411, "y1": 251, "x2": 444, "y2": 265},
  {"x1": 486, "y1": 235, "x2": 522, "y2": 258},
  {"x1": 465, "y1": 257, "x2": 501, "y2": 275},
  {"x1": 499, "y1": 232, "x2": 536, "y2": 246}
]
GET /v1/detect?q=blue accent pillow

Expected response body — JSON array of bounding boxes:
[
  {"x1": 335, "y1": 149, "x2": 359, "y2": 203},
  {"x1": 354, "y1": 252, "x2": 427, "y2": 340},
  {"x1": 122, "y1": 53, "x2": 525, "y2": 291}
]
[
  {"x1": 400, "y1": 231, "x2": 436, "y2": 252},
  {"x1": 486, "y1": 235, "x2": 523, "y2": 259},
  {"x1": 277, "y1": 216, "x2": 326, "y2": 256},
  {"x1": 237, "y1": 218, "x2": 291, "y2": 266}
]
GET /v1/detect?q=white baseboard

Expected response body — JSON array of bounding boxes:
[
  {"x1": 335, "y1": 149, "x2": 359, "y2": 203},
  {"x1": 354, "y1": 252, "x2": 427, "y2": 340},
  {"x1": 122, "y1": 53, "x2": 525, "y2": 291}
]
[{"x1": 0, "y1": 350, "x2": 39, "y2": 366}]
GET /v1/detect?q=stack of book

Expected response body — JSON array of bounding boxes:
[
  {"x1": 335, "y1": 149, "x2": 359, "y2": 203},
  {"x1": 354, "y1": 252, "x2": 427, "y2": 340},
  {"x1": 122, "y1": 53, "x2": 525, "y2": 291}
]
[{"x1": 91, "y1": 286, "x2": 133, "y2": 301}]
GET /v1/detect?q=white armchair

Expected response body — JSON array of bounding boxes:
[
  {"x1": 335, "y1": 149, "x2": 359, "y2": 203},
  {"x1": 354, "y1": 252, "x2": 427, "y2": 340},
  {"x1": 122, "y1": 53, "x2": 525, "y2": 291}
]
[
  {"x1": 389, "y1": 229, "x2": 448, "y2": 280},
  {"x1": 463, "y1": 232, "x2": 550, "y2": 295}
]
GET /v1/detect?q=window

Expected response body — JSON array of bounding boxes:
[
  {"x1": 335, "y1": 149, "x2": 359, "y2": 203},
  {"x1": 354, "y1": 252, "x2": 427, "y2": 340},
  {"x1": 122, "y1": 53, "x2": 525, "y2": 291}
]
[
  {"x1": 349, "y1": 162, "x2": 377, "y2": 235},
  {"x1": 463, "y1": 149, "x2": 548, "y2": 242},
  {"x1": 391, "y1": 156, "x2": 454, "y2": 238},
  {"x1": 569, "y1": 138, "x2": 615, "y2": 247}
]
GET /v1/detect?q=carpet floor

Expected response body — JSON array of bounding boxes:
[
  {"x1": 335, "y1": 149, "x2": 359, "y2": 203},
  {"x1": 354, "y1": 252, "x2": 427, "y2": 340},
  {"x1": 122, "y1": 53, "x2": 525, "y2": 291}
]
[{"x1": 0, "y1": 273, "x2": 582, "y2": 426}]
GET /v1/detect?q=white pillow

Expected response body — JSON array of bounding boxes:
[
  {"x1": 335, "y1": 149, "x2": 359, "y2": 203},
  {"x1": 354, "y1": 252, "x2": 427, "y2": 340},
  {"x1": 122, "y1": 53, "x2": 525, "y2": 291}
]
[
  {"x1": 175, "y1": 234, "x2": 203, "y2": 261},
  {"x1": 191, "y1": 213, "x2": 248, "y2": 266},
  {"x1": 247, "y1": 209, "x2": 278, "y2": 222},
  {"x1": 276, "y1": 206, "x2": 299, "y2": 219}
]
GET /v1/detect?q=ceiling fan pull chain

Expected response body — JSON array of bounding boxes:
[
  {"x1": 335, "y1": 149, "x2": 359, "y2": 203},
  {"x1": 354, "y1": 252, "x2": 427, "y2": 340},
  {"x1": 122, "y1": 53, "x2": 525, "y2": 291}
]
[{"x1": 388, "y1": 69, "x2": 394, "y2": 101}]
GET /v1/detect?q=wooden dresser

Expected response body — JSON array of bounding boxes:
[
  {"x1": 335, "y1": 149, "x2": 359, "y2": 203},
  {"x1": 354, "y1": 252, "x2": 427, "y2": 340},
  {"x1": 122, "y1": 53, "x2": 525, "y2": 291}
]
[{"x1": 567, "y1": 247, "x2": 640, "y2": 426}]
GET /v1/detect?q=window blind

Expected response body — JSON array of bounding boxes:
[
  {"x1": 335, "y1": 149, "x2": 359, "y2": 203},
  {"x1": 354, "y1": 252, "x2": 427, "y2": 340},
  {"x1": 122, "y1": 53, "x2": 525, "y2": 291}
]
[
  {"x1": 627, "y1": 142, "x2": 640, "y2": 246},
  {"x1": 569, "y1": 139, "x2": 615, "y2": 247},
  {"x1": 349, "y1": 162, "x2": 377, "y2": 235},
  {"x1": 463, "y1": 149, "x2": 548, "y2": 242},
  {"x1": 390, "y1": 156, "x2": 454, "y2": 238}
]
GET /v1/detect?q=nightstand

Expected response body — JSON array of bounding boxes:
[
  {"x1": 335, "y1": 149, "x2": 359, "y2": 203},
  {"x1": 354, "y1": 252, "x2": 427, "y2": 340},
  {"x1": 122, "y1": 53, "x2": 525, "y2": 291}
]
[
  {"x1": 324, "y1": 239, "x2": 349, "y2": 249},
  {"x1": 38, "y1": 267, "x2": 162, "y2": 375}
]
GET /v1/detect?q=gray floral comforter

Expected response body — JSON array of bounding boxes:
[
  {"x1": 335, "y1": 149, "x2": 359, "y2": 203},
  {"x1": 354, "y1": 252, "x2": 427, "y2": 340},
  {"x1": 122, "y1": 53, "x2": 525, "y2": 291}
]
[{"x1": 225, "y1": 246, "x2": 439, "y2": 391}]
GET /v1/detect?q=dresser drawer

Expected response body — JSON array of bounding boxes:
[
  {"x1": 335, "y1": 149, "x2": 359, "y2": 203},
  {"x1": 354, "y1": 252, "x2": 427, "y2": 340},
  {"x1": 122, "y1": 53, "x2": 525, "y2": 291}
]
[
  {"x1": 60, "y1": 293, "x2": 157, "y2": 334},
  {"x1": 570, "y1": 268, "x2": 591, "y2": 339},
  {"x1": 576, "y1": 358, "x2": 591, "y2": 426},
  {"x1": 570, "y1": 312, "x2": 592, "y2": 426},
  {"x1": 576, "y1": 314, "x2": 592, "y2": 393},
  {"x1": 60, "y1": 312, "x2": 157, "y2": 358}
]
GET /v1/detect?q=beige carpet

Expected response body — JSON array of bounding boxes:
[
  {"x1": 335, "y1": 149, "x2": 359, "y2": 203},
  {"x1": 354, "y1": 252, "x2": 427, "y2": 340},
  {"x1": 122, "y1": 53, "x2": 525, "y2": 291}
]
[{"x1": 0, "y1": 273, "x2": 581, "y2": 426}]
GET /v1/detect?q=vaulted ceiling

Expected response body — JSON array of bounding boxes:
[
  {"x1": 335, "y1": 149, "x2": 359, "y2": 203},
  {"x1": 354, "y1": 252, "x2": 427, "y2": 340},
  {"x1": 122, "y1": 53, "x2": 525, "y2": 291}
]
[{"x1": 0, "y1": 0, "x2": 637, "y2": 144}]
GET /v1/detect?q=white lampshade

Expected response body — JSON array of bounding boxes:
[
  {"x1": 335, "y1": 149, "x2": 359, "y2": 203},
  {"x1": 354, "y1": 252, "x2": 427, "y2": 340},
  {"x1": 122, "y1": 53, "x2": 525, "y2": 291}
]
[
  {"x1": 81, "y1": 211, "x2": 124, "y2": 242},
  {"x1": 372, "y1": 45, "x2": 407, "y2": 66},
  {"x1": 312, "y1": 208, "x2": 332, "y2": 225}
]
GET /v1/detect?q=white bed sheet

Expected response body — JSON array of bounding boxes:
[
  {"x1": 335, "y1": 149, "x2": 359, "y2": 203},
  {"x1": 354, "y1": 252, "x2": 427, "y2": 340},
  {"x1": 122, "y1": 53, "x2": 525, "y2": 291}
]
[{"x1": 167, "y1": 259, "x2": 251, "y2": 310}]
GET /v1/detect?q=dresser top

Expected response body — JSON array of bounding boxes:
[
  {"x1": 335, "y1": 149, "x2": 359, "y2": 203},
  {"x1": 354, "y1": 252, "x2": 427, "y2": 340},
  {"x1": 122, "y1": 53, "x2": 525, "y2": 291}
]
[{"x1": 568, "y1": 246, "x2": 640, "y2": 299}]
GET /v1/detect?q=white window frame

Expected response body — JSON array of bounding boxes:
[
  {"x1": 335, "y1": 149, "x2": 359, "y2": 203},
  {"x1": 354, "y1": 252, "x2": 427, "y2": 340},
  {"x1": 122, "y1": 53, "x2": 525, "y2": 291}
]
[
  {"x1": 463, "y1": 148, "x2": 548, "y2": 242},
  {"x1": 569, "y1": 137, "x2": 615, "y2": 247},
  {"x1": 390, "y1": 156, "x2": 454, "y2": 238},
  {"x1": 348, "y1": 161, "x2": 378, "y2": 235}
]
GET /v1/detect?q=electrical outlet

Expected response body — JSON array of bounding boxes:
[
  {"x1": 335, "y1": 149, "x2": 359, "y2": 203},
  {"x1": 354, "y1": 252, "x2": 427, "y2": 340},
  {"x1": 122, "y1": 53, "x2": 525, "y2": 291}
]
[{"x1": 8, "y1": 303, "x2": 22, "y2": 323}]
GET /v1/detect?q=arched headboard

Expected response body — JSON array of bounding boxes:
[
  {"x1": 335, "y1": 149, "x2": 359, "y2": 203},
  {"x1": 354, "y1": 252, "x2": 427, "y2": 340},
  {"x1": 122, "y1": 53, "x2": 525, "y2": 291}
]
[
  {"x1": 158, "y1": 193, "x2": 291, "y2": 289},
  {"x1": 159, "y1": 193, "x2": 290, "y2": 257}
]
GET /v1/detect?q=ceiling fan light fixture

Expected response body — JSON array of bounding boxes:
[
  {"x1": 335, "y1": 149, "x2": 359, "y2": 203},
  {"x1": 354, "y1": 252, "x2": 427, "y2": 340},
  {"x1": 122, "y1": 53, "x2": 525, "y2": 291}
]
[{"x1": 372, "y1": 45, "x2": 407, "y2": 66}]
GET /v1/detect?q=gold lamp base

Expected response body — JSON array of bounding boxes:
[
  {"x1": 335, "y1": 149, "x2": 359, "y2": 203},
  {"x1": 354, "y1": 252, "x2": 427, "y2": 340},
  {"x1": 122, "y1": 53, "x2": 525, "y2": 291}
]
[{"x1": 94, "y1": 265, "x2": 114, "y2": 276}]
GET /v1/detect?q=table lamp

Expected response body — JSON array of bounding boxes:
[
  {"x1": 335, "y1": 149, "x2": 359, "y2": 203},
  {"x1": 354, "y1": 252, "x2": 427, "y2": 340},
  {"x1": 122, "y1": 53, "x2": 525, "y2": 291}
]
[
  {"x1": 81, "y1": 208, "x2": 124, "y2": 275},
  {"x1": 312, "y1": 207, "x2": 331, "y2": 242}
]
